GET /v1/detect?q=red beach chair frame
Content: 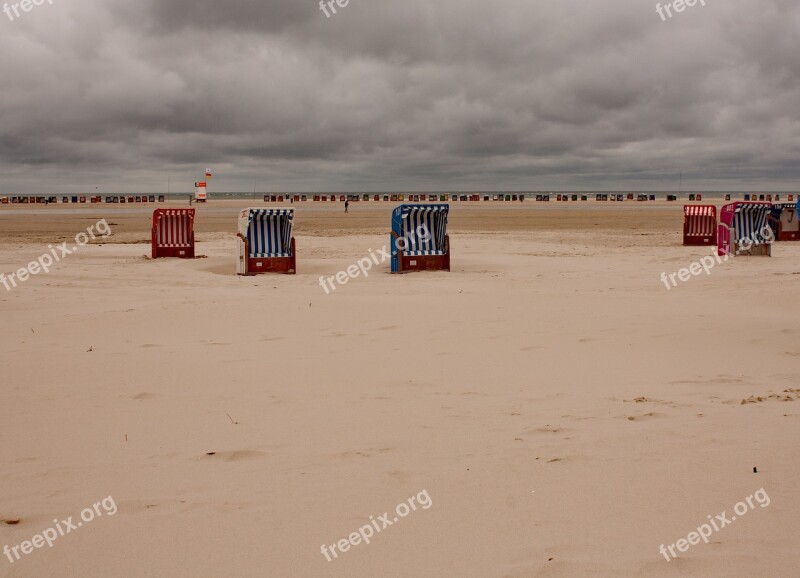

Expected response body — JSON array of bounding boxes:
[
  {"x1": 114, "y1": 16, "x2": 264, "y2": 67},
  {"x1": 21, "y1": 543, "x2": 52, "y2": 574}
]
[
  {"x1": 151, "y1": 209, "x2": 195, "y2": 259},
  {"x1": 683, "y1": 205, "x2": 717, "y2": 246}
]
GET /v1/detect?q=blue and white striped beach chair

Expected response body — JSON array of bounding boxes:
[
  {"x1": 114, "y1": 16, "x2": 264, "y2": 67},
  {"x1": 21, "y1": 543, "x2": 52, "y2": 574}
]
[
  {"x1": 390, "y1": 204, "x2": 450, "y2": 273},
  {"x1": 718, "y1": 202, "x2": 773, "y2": 257},
  {"x1": 237, "y1": 208, "x2": 296, "y2": 274},
  {"x1": 768, "y1": 203, "x2": 799, "y2": 241}
]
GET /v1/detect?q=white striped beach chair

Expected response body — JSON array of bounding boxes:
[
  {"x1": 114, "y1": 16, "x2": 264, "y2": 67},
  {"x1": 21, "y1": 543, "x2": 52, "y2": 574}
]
[
  {"x1": 237, "y1": 208, "x2": 296, "y2": 275},
  {"x1": 391, "y1": 204, "x2": 450, "y2": 273},
  {"x1": 718, "y1": 202, "x2": 773, "y2": 257},
  {"x1": 151, "y1": 209, "x2": 195, "y2": 259}
]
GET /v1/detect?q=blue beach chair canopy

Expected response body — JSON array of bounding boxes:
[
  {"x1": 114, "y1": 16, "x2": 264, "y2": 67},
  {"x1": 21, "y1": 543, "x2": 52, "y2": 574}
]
[
  {"x1": 242, "y1": 208, "x2": 294, "y2": 257},
  {"x1": 391, "y1": 204, "x2": 449, "y2": 256}
]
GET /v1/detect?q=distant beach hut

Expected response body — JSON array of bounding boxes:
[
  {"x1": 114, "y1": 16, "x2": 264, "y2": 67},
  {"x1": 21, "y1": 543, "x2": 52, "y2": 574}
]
[
  {"x1": 718, "y1": 202, "x2": 773, "y2": 257},
  {"x1": 683, "y1": 205, "x2": 717, "y2": 246},
  {"x1": 237, "y1": 208, "x2": 296, "y2": 275},
  {"x1": 768, "y1": 204, "x2": 799, "y2": 241},
  {"x1": 152, "y1": 209, "x2": 195, "y2": 259},
  {"x1": 391, "y1": 204, "x2": 450, "y2": 273},
  {"x1": 158, "y1": 195, "x2": 165, "y2": 202},
  {"x1": 627, "y1": 194, "x2": 634, "y2": 201},
  {"x1": 62, "y1": 196, "x2": 69, "y2": 203},
  {"x1": 1, "y1": 196, "x2": 8, "y2": 204}
]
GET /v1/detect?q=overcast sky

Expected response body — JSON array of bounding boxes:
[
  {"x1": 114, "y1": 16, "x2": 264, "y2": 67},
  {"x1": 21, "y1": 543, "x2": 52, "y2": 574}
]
[{"x1": 1, "y1": 0, "x2": 798, "y2": 193}]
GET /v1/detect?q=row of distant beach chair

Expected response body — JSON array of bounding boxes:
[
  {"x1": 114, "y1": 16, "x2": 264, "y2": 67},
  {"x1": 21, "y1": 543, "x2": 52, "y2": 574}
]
[
  {"x1": 2, "y1": 192, "x2": 797, "y2": 205},
  {"x1": 0, "y1": 195, "x2": 166, "y2": 204},
  {"x1": 683, "y1": 202, "x2": 799, "y2": 256},
  {"x1": 151, "y1": 205, "x2": 451, "y2": 275}
]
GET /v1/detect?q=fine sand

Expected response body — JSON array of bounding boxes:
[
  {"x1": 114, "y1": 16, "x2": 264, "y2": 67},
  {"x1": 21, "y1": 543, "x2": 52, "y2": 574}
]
[{"x1": 1, "y1": 201, "x2": 798, "y2": 577}]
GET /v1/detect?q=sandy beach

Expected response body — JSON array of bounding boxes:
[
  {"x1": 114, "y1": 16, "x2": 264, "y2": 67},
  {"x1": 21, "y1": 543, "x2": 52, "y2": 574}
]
[{"x1": 1, "y1": 200, "x2": 798, "y2": 577}]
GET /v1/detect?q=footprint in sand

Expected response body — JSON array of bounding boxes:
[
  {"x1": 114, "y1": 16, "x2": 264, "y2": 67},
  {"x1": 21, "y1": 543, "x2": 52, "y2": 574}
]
[
  {"x1": 203, "y1": 450, "x2": 266, "y2": 462},
  {"x1": 519, "y1": 345, "x2": 543, "y2": 352},
  {"x1": 626, "y1": 412, "x2": 660, "y2": 421},
  {"x1": 132, "y1": 393, "x2": 157, "y2": 401}
]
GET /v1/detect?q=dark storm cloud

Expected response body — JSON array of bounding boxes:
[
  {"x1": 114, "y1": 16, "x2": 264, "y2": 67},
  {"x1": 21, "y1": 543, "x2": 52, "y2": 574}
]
[{"x1": 0, "y1": 0, "x2": 799, "y2": 193}]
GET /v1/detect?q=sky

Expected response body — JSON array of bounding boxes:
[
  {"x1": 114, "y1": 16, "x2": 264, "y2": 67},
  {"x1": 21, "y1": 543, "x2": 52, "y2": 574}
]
[{"x1": 1, "y1": 0, "x2": 799, "y2": 193}]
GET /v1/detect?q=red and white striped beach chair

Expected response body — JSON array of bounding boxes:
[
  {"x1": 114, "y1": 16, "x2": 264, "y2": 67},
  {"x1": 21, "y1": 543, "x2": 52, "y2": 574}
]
[
  {"x1": 683, "y1": 205, "x2": 717, "y2": 246},
  {"x1": 151, "y1": 209, "x2": 195, "y2": 259}
]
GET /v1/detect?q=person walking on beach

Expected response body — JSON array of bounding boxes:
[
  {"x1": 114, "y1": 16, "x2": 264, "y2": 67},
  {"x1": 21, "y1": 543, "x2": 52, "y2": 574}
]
[{"x1": 344, "y1": 199, "x2": 349, "y2": 213}]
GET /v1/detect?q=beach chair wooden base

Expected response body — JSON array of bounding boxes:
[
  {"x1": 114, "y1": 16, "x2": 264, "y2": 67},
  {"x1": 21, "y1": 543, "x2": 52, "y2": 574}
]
[
  {"x1": 733, "y1": 241, "x2": 771, "y2": 257},
  {"x1": 778, "y1": 230, "x2": 799, "y2": 241},
  {"x1": 153, "y1": 246, "x2": 195, "y2": 259},
  {"x1": 683, "y1": 235, "x2": 716, "y2": 246},
  {"x1": 395, "y1": 237, "x2": 450, "y2": 273},
  {"x1": 238, "y1": 238, "x2": 296, "y2": 275}
]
